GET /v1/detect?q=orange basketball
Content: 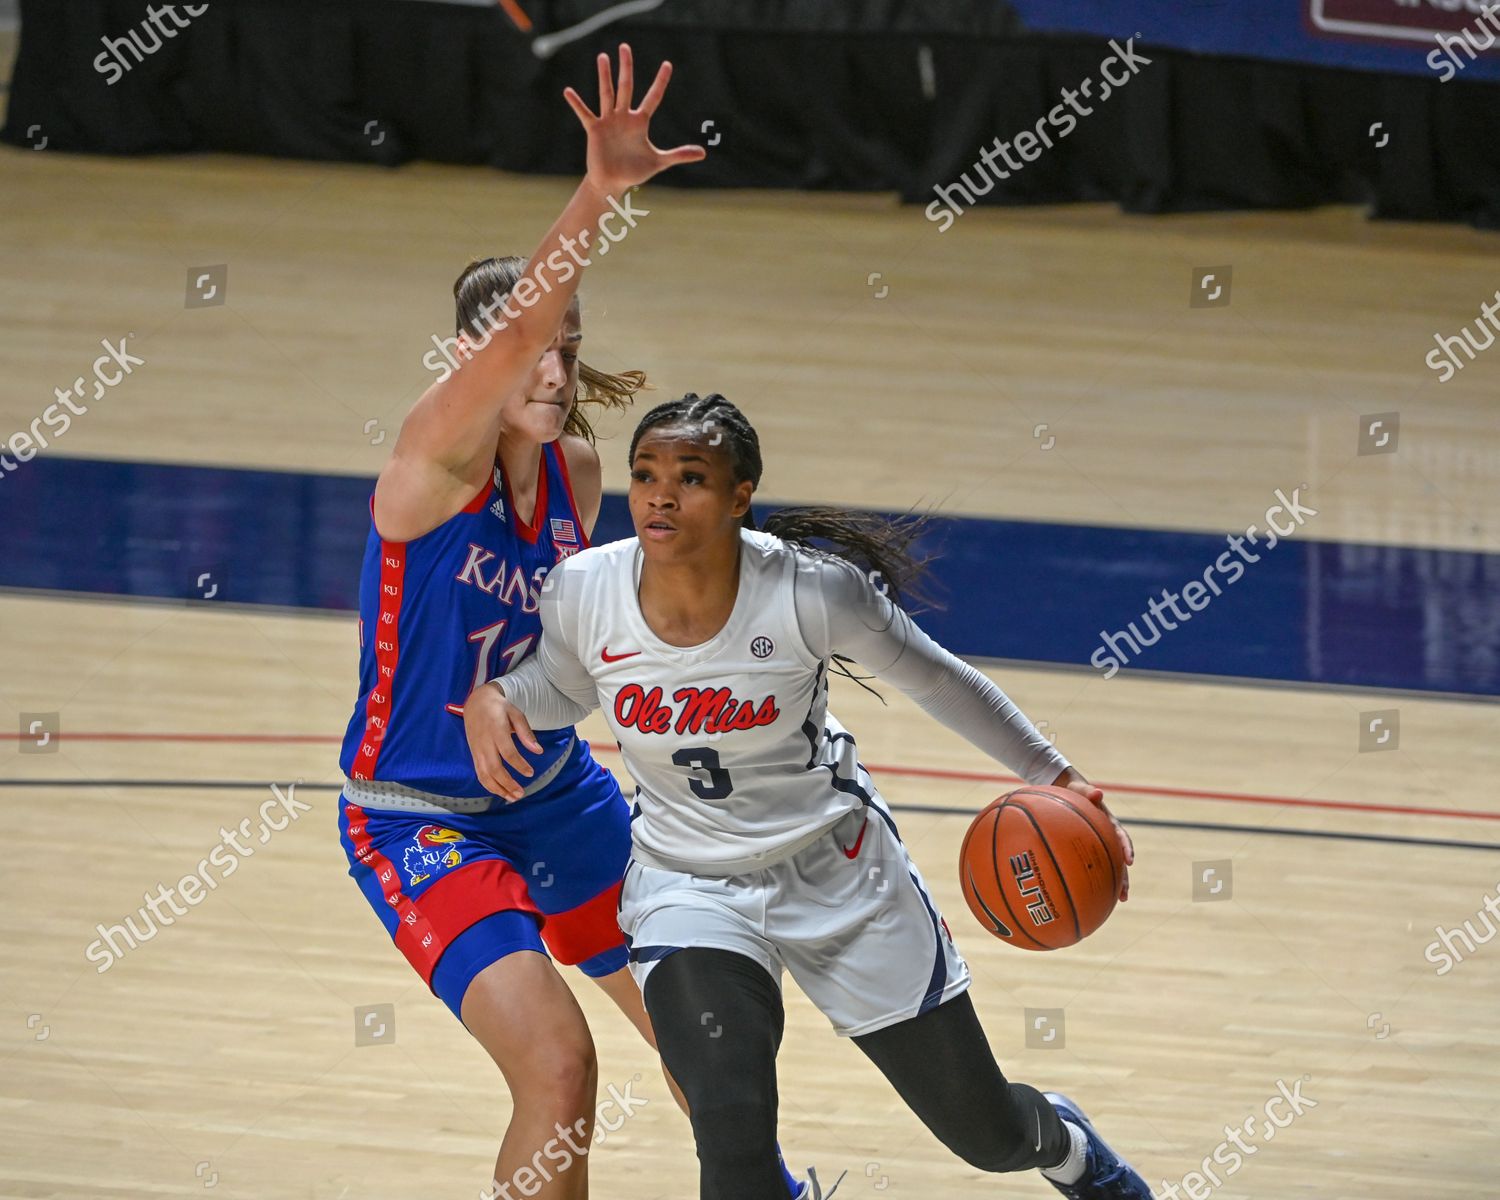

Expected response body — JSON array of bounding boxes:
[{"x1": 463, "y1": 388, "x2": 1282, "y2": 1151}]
[{"x1": 958, "y1": 786, "x2": 1124, "y2": 950}]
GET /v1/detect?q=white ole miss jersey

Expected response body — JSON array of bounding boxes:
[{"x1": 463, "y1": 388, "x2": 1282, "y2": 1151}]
[{"x1": 499, "y1": 529, "x2": 1071, "y2": 875}]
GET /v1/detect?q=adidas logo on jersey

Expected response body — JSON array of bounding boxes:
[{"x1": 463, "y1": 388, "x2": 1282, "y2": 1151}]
[{"x1": 490, "y1": 496, "x2": 506, "y2": 521}]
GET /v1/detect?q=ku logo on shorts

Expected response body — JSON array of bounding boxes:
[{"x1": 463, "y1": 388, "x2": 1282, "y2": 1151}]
[{"x1": 402, "y1": 825, "x2": 466, "y2": 886}]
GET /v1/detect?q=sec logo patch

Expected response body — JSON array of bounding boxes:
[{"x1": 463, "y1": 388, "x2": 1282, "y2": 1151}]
[{"x1": 750, "y1": 636, "x2": 775, "y2": 659}]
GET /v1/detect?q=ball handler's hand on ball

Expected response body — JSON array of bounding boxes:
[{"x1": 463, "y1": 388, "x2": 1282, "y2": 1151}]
[
  {"x1": 1053, "y1": 767, "x2": 1133, "y2": 901},
  {"x1": 463, "y1": 681, "x2": 543, "y2": 802},
  {"x1": 564, "y1": 44, "x2": 706, "y2": 197}
]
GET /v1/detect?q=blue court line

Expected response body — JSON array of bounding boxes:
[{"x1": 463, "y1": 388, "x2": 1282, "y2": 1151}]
[
  {"x1": 2, "y1": 454, "x2": 1497, "y2": 696},
  {"x1": 3, "y1": 778, "x2": 1496, "y2": 853}
]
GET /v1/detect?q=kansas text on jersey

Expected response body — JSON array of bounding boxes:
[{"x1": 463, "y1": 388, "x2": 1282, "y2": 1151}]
[{"x1": 339, "y1": 442, "x2": 589, "y2": 798}]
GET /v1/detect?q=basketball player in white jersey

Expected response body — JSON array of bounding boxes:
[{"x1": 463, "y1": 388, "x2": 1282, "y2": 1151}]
[{"x1": 463, "y1": 394, "x2": 1154, "y2": 1199}]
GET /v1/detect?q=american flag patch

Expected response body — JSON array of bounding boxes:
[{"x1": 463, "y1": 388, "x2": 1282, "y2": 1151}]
[{"x1": 550, "y1": 517, "x2": 577, "y2": 543}]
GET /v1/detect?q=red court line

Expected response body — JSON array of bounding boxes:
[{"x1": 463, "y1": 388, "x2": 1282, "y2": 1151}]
[
  {"x1": 847, "y1": 761, "x2": 1500, "y2": 823},
  {"x1": 4, "y1": 730, "x2": 1498, "y2": 824}
]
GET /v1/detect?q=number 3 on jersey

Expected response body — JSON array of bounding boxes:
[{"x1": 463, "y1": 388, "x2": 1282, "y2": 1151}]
[{"x1": 672, "y1": 747, "x2": 734, "y2": 800}]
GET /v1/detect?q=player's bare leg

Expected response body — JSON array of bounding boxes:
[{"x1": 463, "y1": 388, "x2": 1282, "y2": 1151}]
[{"x1": 464, "y1": 950, "x2": 598, "y2": 1199}]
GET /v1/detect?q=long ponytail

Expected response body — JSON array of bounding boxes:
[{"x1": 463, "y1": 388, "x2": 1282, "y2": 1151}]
[{"x1": 756, "y1": 505, "x2": 935, "y2": 612}]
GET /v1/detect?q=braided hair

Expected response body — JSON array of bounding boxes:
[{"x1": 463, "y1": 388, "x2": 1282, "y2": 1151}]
[{"x1": 628, "y1": 393, "x2": 934, "y2": 611}]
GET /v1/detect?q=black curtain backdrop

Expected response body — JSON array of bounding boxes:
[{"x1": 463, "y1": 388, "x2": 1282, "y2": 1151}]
[{"x1": 4, "y1": 0, "x2": 1498, "y2": 229}]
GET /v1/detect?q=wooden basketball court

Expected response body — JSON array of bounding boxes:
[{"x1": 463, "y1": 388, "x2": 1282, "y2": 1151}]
[{"x1": 3, "y1": 116, "x2": 1498, "y2": 1199}]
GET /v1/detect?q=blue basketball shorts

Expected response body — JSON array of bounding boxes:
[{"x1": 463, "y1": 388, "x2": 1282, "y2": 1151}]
[{"x1": 338, "y1": 739, "x2": 632, "y2": 1021}]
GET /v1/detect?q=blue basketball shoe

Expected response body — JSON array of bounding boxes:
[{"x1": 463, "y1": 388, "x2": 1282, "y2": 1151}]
[{"x1": 1041, "y1": 1093, "x2": 1154, "y2": 1199}]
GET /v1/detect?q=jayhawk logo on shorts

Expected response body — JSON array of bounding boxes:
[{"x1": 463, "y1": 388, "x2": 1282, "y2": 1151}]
[{"x1": 402, "y1": 824, "x2": 465, "y2": 886}]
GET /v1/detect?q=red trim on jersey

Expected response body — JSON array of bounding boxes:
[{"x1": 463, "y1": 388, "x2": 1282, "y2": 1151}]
[
  {"x1": 552, "y1": 441, "x2": 592, "y2": 548},
  {"x1": 499, "y1": 449, "x2": 547, "y2": 544},
  {"x1": 344, "y1": 803, "x2": 541, "y2": 986},
  {"x1": 351, "y1": 540, "x2": 405, "y2": 780},
  {"x1": 538, "y1": 879, "x2": 625, "y2": 965}
]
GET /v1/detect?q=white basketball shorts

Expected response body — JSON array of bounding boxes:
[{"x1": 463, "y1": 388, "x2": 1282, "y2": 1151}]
[{"x1": 619, "y1": 794, "x2": 971, "y2": 1037}]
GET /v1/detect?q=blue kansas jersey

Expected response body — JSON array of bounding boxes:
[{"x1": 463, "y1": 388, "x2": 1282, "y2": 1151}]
[{"x1": 340, "y1": 442, "x2": 588, "y2": 797}]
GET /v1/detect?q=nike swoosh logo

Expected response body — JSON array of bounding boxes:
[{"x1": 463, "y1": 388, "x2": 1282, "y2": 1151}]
[
  {"x1": 966, "y1": 865, "x2": 1012, "y2": 937},
  {"x1": 601, "y1": 648, "x2": 641, "y2": 663},
  {"x1": 1033, "y1": 1109, "x2": 1043, "y2": 1152},
  {"x1": 840, "y1": 816, "x2": 868, "y2": 859}
]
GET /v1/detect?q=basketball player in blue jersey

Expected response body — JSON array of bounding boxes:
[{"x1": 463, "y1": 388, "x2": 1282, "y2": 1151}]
[
  {"x1": 336, "y1": 51, "x2": 819, "y2": 1200},
  {"x1": 465, "y1": 394, "x2": 1155, "y2": 1199}
]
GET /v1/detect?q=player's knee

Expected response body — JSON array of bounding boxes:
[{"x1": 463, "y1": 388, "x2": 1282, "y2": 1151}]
[
  {"x1": 548, "y1": 1042, "x2": 600, "y2": 1110},
  {"x1": 657, "y1": 1038, "x2": 765, "y2": 1130},
  {"x1": 685, "y1": 1085, "x2": 777, "y2": 1158},
  {"x1": 691, "y1": 1114, "x2": 779, "y2": 1177},
  {"x1": 512, "y1": 1039, "x2": 599, "y2": 1121}
]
